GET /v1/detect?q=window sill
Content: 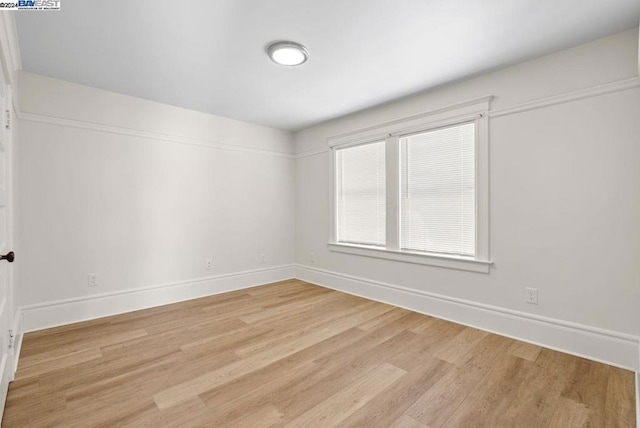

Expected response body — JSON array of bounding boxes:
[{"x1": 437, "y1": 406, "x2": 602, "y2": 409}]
[{"x1": 327, "y1": 242, "x2": 492, "y2": 273}]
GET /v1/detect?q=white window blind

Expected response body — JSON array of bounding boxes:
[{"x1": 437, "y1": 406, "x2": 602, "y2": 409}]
[
  {"x1": 400, "y1": 122, "x2": 476, "y2": 257},
  {"x1": 336, "y1": 141, "x2": 386, "y2": 246}
]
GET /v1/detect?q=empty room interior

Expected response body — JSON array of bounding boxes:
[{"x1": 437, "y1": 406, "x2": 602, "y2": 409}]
[{"x1": 0, "y1": 0, "x2": 638, "y2": 426}]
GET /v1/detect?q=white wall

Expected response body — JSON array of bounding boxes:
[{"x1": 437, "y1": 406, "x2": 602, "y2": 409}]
[
  {"x1": 294, "y1": 29, "x2": 640, "y2": 366},
  {"x1": 17, "y1": 72, "x2": 295, "y2": 315}
]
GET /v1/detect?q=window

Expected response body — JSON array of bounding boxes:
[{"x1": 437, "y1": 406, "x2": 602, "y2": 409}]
[
  {"x1": 329, "y1": 97, "x2": 491, "y2": 273},
  {"x1": 400, "y1": 123, "x2": 476, "y2": 257},
  {"x1": 336, "y1": 141, "x2": 386, "y2": 246}
]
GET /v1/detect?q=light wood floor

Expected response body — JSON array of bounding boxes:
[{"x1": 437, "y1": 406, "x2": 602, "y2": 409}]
[{"x1": 3, "y1": 280, "x2": 636, "y2": 427}]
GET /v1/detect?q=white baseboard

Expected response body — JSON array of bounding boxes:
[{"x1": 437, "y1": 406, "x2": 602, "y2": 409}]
[
  {"x1": 21, "y1": 264, "x2": 295, "y2": 333},
  {"x1": 0, "y1": 354, "x2": 9, "y2": 424},
  {"x1": 10, "y1": 310, "x2": 23, "y2": 377},
  {"x1": 296, "y1": 265, "x2": 640, "y2": 372}
]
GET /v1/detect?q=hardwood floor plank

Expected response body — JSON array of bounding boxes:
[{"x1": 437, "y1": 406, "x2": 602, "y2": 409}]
[
  {"x1": 200, "y1": 361, "x2": 320, "y2": 425},
  {"x1": 61, "y1": 350, "x2": 187, "y2": 404},
  {"x1": 548, "y1": 397, "x2": 591, "y2": 428},
  {"x1": 213, "y1": 319, "x2": 426, "y2": 424},
  {"x1": 560, "y1": 357, "x2": 610, "y2": 426},
  {"x1": 409, "y1": 315, "x2": 450, "y2": 335},
  {"x1": 336, "y1": 351, "x2": 451, "y2": 427},
  {"x1": 19, "y1": 321, "x2": 135, "y2": 358},
  {"x1": 198, "y1": 328, "x2": 374, "y2": 404},
  {"x1": 356, "y1": 307, "x2": 413, "y2": 331},
  {"x1": 180, "y1": 324, "x2": 274, "y2": 356},
  {"x1": 65, "y1": 350, "x2": 239, "y2": 407},
  {"x1": 38, "y1": 340, "x2": 183, "y2": 394},
  {"x1": 405, "y1": 334, "x2": 514, "y2": 427},
  {"x1": 240, "y1": 290, "x2": 341, "y2": 324},
  {"x1": 225, "y1": 404, "x2": 284, "y2": 427},
  {"x1": 493, "y1": 348, "x2": 578, "y2": 427},
  {"x1": 55, "y1": 397, "x2": 158, "y2": 428},
  {"x1": 4, "y1": 383, "x2": 66, "y2": 428},
  {"x1": 121, "y1": 397, "x2": 209, "y2": 428},
  {"x1": 3, "y1": 281, "x2": 635, "y2": 427},
  {"x1": 432, "y1": 326, "x2": 488, "y2": 366},
  {"x1": 389, "y1": 414, "x2": 430, "y2": 428},
  {"x1": 17, "y1": 348, "x2": 104, "y2": 380},
  {"x1": 152, "y1": 302, "x2": 393, "y2": 409},
  {"x1": 312, "y1": 316, "x2": 425, "y2": 376},
  {"x1": 250, "y1": 292, "x2": 364, "y2": 331},
  {"x1": 507, "y1": 340, "x2": 542, "y2": 362},
  {"x1": 199, "y1": 327, "x2": 369, "y2": 411},
  {"x1": 283, "y1": 362, "x2": 406, "y2": 427},
  {"x1": 604, "y1": 366, "x2": 637, "y2": 427},
  {"x1": 19, "y1": 328, "x2": 148, "y2": 369},
  {"x1": 410, "y1": 317, "x2": 466, "y2": 353},
  {"x1": 441, "y1": 355, "x2": 533, "y2": 427},
  {"x1": 277, "y1": 320, "x2": 429, "y2": 423},
  {"x1": 233, "y1": 300, "x2": 376, "y2": 358}
]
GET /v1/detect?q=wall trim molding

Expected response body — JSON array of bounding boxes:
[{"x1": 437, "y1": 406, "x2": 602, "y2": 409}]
[
  {"x1": 294, "y1": 76, "x2": 640, "y2": 157},
  {"x1": 18, "y1": 111, "x2": 296, "y2": 159},
  {"x1": 490, "y1": 76, "x2": 640, "y2": 118},
  {"x1": 20, "y1": 264, "x2": 296, "y2": 333},
  {"x1": 295, "y1": 264, "x2": 640, "y2": 371},
  {"x1": 294, "y1": 147, "x2": 329, "y2": 159},
  {"x1": 327, "y1": 242, "x2": 492, "y2": 273},
  {"x1": 326, "y1": 95, "x2": 493, "y2": 147}
]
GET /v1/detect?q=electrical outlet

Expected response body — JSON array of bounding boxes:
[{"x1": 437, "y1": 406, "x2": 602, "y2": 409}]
[
  {"x1": 8, "y1": 329, "x2": 15, "y2": 349},
  {"x1": 310, "y1": 252, "x2": 315, "y2": 263},
  {"x1": 260, "y1": 253, "x2": 266, "y2": 263},
  {"x1": 525, "y1": 287, "x2": 538, "y2": 305},
  {"x1": 88, "y1": 273, "x2": 99, "y2": 287},
  {"x1": 206, "y1": 259, "x2": 213, "y2": 270}
]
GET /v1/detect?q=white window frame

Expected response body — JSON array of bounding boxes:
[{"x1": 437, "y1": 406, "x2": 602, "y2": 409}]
[{"x1": 328, "y1": 96, "x2": 493, "y2": 274}]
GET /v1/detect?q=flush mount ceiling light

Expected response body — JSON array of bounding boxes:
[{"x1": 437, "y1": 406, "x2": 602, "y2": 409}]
[{"x1": 267, "y1": 41, "x2": 309, "y2": 66}]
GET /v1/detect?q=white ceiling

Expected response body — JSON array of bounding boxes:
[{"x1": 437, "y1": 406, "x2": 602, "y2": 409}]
[{"x1": 15, "y1": 0, "x2": 640, "y2": 131}]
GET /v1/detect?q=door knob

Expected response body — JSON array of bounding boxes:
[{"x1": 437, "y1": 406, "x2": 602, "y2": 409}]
[{"x1": 0, "y1": 252, "x2": 14, "y2": 263}]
